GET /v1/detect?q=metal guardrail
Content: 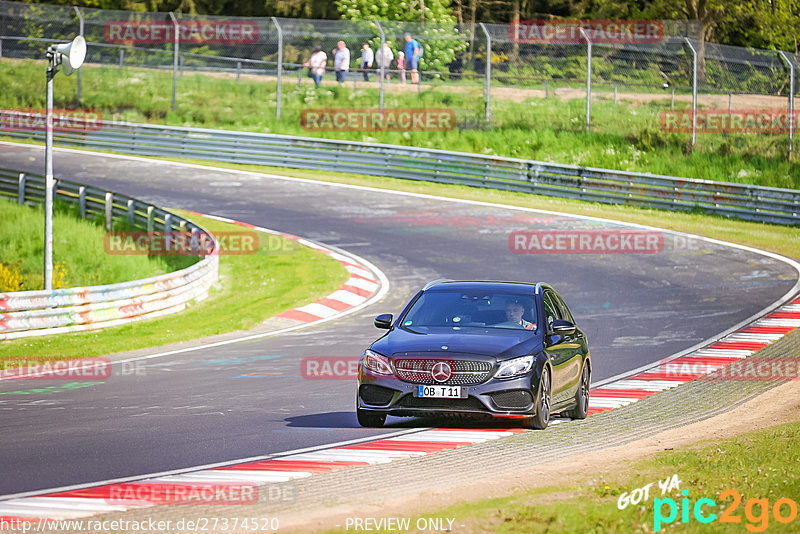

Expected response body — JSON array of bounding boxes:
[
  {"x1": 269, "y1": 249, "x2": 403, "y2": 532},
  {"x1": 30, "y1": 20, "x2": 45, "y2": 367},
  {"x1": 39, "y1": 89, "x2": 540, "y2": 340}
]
[
  {"x1": 1, "y1": 112, "x2": 798, "y2": 225},
  {"x1": 0, "y1": 166, "x2": 219, "y2": 340}
]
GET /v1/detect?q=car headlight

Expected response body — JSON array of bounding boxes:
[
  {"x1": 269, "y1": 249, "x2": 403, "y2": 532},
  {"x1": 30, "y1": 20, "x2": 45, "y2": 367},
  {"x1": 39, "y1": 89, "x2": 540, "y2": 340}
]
[
  {"x1": 495, "y1": 355, "x2": 534, "y2": 379},
  {"x1": 362, "y1": 350, "x2": 393, "y2": 376}
]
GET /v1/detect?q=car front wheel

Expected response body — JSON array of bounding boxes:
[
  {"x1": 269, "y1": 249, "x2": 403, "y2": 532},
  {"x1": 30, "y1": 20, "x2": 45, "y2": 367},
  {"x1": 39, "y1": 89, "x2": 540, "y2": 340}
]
[{"x1": 526, "y1": 367, "x2": 551, "y2": 430}]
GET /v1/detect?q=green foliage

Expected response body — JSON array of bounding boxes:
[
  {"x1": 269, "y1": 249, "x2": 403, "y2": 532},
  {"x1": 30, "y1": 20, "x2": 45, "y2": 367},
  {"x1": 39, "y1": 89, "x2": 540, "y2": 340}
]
[{"x1": 334, "y1": 0, "x2": 468, "y2": 72}]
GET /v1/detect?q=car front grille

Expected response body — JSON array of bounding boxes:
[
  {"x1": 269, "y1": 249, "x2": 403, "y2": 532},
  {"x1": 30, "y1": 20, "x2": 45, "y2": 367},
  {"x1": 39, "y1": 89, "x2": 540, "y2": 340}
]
[
  {"x1": 393, "y1": 358, "x2": 493, "y2": 385},
  {"x1": 489, "y1": 389, "x2": 533, "y2": 409}
]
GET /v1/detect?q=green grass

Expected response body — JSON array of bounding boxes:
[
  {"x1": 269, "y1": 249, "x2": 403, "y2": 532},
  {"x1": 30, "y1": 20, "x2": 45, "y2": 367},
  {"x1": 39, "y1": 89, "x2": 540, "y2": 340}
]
[
  {"x1": 0, "y1": 199, "x2": 192, "y2": 291},
  {"x1": 318, "y1": 421, "x2": 800, "y2": 533},
  {"x1": 1, "y1": 59, "x2": 798, "y2": 189},
  {"x1": 0, "y1": 209, "x2": 350, "y2": 360}
]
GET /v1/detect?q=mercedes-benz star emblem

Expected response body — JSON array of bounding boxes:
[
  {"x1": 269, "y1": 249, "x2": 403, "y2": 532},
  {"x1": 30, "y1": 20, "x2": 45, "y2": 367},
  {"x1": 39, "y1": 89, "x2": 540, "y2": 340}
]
[{"x1": 431, "y1": 361, "x2": 452, "y2": 382}]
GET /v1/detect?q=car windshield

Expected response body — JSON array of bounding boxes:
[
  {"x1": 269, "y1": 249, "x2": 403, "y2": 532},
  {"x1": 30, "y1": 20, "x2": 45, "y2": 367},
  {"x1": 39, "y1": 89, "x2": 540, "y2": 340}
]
[{"x1": 400, "y1": 289, "x2": 537, "y2": 332}]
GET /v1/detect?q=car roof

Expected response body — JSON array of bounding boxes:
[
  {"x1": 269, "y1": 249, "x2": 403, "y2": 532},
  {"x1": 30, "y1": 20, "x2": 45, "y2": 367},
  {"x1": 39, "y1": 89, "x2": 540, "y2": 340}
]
[{"x1": 423, "y1": 280, "x2": 547, "y2": 293}]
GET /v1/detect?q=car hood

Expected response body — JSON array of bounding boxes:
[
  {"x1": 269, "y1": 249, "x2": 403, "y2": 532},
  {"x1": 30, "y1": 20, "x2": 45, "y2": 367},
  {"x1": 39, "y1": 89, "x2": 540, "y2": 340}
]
[{"x1": 371, "y1": 327, "x2": 541, "y2": 361}]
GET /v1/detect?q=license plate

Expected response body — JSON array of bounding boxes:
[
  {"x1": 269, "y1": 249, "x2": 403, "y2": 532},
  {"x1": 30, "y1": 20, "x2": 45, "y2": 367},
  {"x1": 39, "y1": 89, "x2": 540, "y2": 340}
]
[{"x1": 414, "y1": 385, "x2": 465, "y2": 398}]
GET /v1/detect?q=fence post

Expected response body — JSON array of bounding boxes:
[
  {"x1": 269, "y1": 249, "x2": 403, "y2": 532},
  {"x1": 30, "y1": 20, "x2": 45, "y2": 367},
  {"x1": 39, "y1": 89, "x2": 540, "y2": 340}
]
[
  {"x1": 73, "y1": 7, "x2": 84, "y2": 106},
  {"x1": 79, "y1": 186, "x2": 86, "y2": 218},
  {"x1": 127, "y1": 199, "x2": 135, "y2": 227},
  {"x1": 684, "y1": 37, "x2": 698, "y2": 147},
  {"x1": 779, "y1": 51, "x2": 795, "y2": 160},
  {"x1": 146, "y1": 206, "x2": 154, "y2": 233},
  {"x1": 237, "y1": 61, "x2": 241, "y2": 83},
  {"x1": 375, "y1": 19, "x2": 385, "y2": 114},
  {"x1": 271, "y1": 17, "x2": 283, "y2": 120},
  {"x1": 579, "y1": 28, "x2": 591, "y2": 131},
  {"x1": 163, "y1": 213, "x2": 172, "y2": 251},
  {"x1": 0, "y1": 38, "x2": 3, "y2": 61},
  {"x1": 18, "y1": 173, "x2": 25, "y2": 205},
  {"x1": 105, "y1": 192, "x2": 113, "y2": 231},
  {"x1": 179, "y1": 55, "x2": 184, "y2": 77},
  {"x1": 169, "y1": 12, "x2": 179, "y2": 111},
  {"x1": 479, "y1": 23, "x2": 491, "y2": 122},
  {"x1": 119, "y1": 48, "x2": 124, "y2": 70}
]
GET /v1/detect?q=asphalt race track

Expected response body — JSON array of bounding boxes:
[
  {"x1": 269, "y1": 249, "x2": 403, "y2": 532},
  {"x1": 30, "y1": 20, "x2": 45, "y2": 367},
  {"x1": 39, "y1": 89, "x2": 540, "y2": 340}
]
[{"x1": 1, "y1": 144, "x2": 797, "y2": 497}]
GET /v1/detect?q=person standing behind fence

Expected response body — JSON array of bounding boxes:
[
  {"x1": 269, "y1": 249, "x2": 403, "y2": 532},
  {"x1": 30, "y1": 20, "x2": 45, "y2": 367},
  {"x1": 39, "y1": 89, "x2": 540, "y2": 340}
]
[
  {"x1": 333, "y1": 41, "x2": 350, "y2": 84},
  {"x1": 397, "y1": 51, "x2": 406, "y2": 84},
  {"x1": 302, "y1": 45, "x2": 327, "y2": 88},
  {"x1": 375, "y1": 42, "x2": 394, "y2": 82},
  {"x1": 404, "y1": 32, "x2": 421, "y2": 85},
  {"x1": 360, "y1": 42, "x2": 374, "y2": 81}
]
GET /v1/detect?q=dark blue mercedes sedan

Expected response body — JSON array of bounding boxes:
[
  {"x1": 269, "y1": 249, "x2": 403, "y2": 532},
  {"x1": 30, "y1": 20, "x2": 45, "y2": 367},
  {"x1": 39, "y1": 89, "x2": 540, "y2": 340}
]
[{"x1": 356, "y1": 280, "x2": 591, "y2": 429}]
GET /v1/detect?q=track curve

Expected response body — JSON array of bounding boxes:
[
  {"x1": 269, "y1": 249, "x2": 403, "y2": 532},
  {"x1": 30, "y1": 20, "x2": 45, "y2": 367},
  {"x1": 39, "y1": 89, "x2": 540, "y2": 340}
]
[{"x1": 0, "y1": 143, "x2": 797, "y2": 496}]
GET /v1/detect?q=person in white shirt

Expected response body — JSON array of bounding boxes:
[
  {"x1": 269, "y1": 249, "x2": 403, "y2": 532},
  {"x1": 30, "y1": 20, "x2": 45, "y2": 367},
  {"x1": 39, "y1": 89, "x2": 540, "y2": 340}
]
[
  {"x1": 302, "y1": 45, "x2": 327, "y2": 87},
  {"x1": 360, "y1": 42, "x2": 374, "y2": 81},
  {"x1": 332, "y1": 41, "x2": 351, "y2": 84},
  {"x1": 375, "y1": 42, "x2": 394, "y2": 82}
]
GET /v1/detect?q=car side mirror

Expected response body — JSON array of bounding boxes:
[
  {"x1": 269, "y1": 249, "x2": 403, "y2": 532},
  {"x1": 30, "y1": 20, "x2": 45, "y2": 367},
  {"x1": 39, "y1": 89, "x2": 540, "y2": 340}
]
[
  {"x1": 374, "y1": 313, "x2": 393, "y2": 329},
  {"x1": 551, "y1": 319, "x2": 576, "y2": 336}
]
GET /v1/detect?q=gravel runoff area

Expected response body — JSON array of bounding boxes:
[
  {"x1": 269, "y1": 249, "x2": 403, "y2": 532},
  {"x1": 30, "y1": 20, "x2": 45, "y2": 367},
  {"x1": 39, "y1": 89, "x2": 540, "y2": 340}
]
[{"x1": 16, "y1": 326, "x2": 800, "y2": 534}]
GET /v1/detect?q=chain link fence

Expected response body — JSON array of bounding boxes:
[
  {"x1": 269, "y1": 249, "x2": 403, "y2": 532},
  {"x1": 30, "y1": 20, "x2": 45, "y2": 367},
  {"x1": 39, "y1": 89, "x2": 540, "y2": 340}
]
[{"x1": 0, "y1": 0, "x2": 797, "y2": 158}]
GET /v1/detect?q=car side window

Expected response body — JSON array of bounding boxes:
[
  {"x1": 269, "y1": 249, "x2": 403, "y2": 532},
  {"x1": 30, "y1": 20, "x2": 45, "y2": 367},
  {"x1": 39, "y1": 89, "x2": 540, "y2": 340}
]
[
  {"x1": 542, "y1": 292, "x2": 560, "y2": 332},
  {"x1": 552, "y1": 292, "x2": 575, "y2": 323}
]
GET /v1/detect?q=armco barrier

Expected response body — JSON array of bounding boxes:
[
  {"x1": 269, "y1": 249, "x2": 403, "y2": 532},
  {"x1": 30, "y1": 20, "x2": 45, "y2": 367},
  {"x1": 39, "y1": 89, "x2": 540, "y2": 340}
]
[
  {"x1": 0, "y1": 167, "x2": 219, "y2": 340},
  {"x1": 1, "y1": 111, "x2": 798, "y2": 226}
]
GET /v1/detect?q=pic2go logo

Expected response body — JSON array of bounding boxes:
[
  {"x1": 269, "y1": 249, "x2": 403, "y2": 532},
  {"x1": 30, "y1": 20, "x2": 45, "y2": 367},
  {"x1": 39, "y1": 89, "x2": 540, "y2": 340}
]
[{"x1": 654, "y1": 489, "x2": 798, "y2": 532}]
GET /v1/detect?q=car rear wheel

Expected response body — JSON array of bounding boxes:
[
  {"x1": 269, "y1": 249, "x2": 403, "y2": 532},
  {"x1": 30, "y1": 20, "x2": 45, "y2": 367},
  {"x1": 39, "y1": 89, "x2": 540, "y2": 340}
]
[
  {"x1": 526, "y1": 367, "x2": 551, "y2": 430},
  {"x1": 565, "y1": 364, "x2": 590, "y2": 419}
]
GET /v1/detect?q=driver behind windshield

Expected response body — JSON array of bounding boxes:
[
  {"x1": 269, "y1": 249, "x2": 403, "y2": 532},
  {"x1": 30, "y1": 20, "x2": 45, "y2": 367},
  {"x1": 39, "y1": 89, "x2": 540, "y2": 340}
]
[{"x1": 505, "y1": 298, "x2": 534, "y2": 330}]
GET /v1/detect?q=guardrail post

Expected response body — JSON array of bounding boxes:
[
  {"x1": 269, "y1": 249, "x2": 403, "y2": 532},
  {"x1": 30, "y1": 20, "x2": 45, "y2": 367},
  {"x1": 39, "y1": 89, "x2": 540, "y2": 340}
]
[
  {"x1": 169, "y1": 12, "x2": 179, "y2": 111},
  {"x1": 127, "y1": 199, "x2": 135, "y2": 227},
  {"x1": 18, "y1": 173, "x2": 25, "y2": 205},
  {"x1": 271, "y1": 17, "x2": 283, "y2": 120},
  {"x1": 684, "y1": 37, "x2": 698, "y2": 147},
  {"x1": 147, "y1": 206, "x2": 154, "y2": 233},
  {"x1": 479, "y1": 23, "x2": 491, "y2": 122},
  {"x1": 164, "y1": 213, "x2": 173, "y2": 251},
  {"x1": 375, "y1": 19, "x2": 385, "y2": 114},
  {"x1": 78, "y1": 186, "x2": 86, "y2": 218},
  {"x1": 104, "y1": 192, "x2": 113, "y2": 231},
  {"x1": 579, "y1": 28, "x2": 591, "y2": 131},
  {"x1": 779, "y1": 51, "x2": 795, "y2": 160},
  {"x1": 73, "y1": 7, "x2": 84, "y2": 106}
]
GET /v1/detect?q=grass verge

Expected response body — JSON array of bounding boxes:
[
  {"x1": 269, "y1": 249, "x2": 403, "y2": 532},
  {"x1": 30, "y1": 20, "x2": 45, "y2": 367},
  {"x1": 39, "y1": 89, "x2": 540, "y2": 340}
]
[
  {"x1": 1, "y1": 59, "x2": 798, "y2": 189},
  {"x1": 0, "y1": 209, "x2": 349, "y2": 361},
  {"x1": 353, "y1": 421, "x2": 800, "y2": 533},
  {"x1": 0, "y1": 199, "x2": 192, "y2": 291}
]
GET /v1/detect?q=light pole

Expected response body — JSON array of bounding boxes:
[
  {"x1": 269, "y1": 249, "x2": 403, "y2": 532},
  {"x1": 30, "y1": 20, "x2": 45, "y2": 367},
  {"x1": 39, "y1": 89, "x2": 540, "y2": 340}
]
[{"x1": 44, "y1": 35, "x2": 86, "y2": 290}]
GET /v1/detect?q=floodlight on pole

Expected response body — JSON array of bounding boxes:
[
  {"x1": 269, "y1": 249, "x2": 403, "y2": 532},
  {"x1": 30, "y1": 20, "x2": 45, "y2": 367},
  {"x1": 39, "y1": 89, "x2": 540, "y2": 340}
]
[{"x1": 44, "y1": 35, "x2": 86, "y2": 290}]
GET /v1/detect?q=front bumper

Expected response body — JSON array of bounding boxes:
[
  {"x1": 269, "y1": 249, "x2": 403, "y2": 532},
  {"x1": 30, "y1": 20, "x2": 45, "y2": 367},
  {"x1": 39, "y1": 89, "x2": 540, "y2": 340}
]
[{"x1": 357, "y1": 373, "x2": 539, "y2": 419}]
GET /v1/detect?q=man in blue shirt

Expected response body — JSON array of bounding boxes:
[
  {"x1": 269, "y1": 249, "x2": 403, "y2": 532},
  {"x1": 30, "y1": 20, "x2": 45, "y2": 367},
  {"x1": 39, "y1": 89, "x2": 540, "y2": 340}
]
[{"x1": 404, "y1": 32, "x2": 421, "y2": 85}]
